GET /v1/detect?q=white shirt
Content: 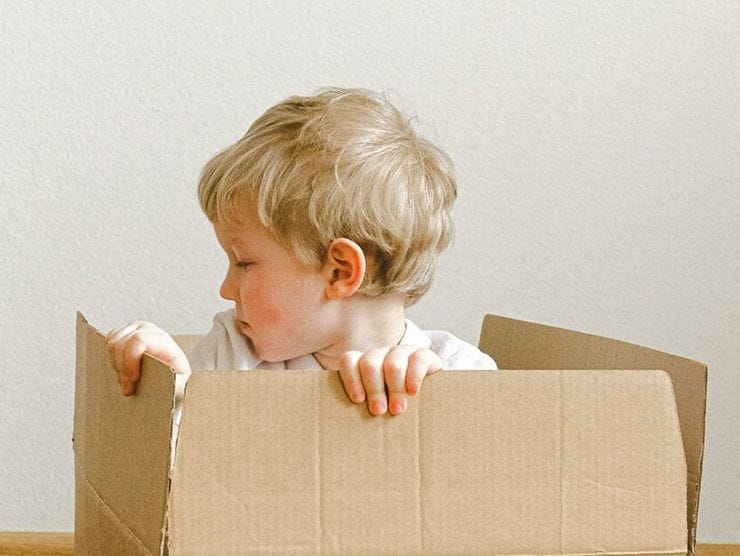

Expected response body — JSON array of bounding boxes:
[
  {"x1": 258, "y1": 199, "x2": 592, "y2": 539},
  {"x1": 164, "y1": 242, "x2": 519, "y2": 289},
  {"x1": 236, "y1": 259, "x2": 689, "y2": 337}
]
[{"x1": 187, "y1": 308, "x2": 498, "y2": 372}]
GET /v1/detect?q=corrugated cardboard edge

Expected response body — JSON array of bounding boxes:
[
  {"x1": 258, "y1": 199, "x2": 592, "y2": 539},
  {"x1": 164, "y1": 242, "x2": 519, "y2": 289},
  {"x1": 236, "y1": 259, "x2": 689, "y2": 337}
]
[
  {"x1": 74, "y1": 311, "x2": 176, "y2": 556},
  {"x1": 479, "y1": 313, "x2": 707, "y2": 555},
  {"x1": 164, "y1": 335, "x2": 206, "y2": 555}
]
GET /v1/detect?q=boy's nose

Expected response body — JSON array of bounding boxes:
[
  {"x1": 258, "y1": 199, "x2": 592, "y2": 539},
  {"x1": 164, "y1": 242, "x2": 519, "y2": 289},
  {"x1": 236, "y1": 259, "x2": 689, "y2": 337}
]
[{"x1": 219, "y1": 274, "x2": 236, "y2": 301}]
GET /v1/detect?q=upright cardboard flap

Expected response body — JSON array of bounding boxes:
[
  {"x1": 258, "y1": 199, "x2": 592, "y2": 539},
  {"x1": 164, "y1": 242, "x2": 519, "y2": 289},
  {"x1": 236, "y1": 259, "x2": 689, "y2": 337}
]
[
  {"x1": 172, "y1": 334, "x2": 202, "y2": 355},
  {"x1": 73, "y1": 312, "x2": 175, "y2": 555},
  {"x1": 479, "y1": 314, "x2": 707, "y2": 554},
  {"x1": 169, "y1": 369, "x2": 686, "y2": 555}
]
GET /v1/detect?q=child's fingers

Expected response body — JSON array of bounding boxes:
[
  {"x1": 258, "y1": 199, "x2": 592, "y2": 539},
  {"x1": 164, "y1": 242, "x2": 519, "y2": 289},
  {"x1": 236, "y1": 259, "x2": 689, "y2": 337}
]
[
  {"x1": 140, "y1": 332, "x2": 192, "y2": 376},
  {"x1": 121, "y1": 335, "x2": 148, "y2": 396},
  {"x1": 106, "y1": 320, "x2": 159, "y2": 345},
  {"x1": 358, "y1": 347, "x2": 392, "y2": 416},
  {"x1": 382, "y1": 346, "x2": 419, "y2": 415},
  {"x1": 338, "y1": 351, "x2": 365, "y2": 403},
  {"x1": 106, "y1": 322, "x2": 139, "y2": 368},
  {"x1": 105, "y1": 321, "x2": 186, "y2": 395},
  {"x1": 161, "y1": 344, "x2": 192, "y2": 377},
  {"x1": 405, "y1": 349, "x2": 443, "y2": 396},
  {"x1": 106, "y1": 321, "x2": 154, "y2": 374},
  {"x1": 120, "y1": 330, "x2": 191, "y2": 392},
  {"x1": 105, "y1": 323, "x2": 135, "y2": 345}
]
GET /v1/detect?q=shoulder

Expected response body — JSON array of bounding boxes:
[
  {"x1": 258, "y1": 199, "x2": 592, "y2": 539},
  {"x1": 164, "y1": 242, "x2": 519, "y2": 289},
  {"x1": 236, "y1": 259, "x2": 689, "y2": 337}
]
[{"x1": 408, "y1": 320, "x2": 498, "y2": 370}]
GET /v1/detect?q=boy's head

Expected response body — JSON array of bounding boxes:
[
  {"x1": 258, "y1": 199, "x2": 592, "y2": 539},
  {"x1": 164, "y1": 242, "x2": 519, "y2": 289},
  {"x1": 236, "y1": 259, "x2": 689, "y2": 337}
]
[{"x1": 197, "y1": 87, "x2": 457, "y2": 309}]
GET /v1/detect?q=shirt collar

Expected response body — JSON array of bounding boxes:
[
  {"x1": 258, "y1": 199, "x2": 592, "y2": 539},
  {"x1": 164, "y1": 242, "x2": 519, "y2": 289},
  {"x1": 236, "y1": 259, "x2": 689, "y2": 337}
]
[{"x1": 399, "y1": 317, "x2": 432, "y2": 349}]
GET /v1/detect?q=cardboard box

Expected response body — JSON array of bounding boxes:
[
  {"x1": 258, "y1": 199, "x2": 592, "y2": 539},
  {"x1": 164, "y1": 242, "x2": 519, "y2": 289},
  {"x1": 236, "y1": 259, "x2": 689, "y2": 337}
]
[{"x1": 73, "y1": 311, "x2": 706, "y2": 555}]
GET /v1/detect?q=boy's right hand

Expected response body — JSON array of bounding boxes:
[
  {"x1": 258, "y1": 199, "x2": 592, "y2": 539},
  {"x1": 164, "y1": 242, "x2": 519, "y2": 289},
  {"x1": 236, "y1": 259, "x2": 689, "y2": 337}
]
[{"x1": 105, "y1": 321, "x2": 191, "y2": 396}]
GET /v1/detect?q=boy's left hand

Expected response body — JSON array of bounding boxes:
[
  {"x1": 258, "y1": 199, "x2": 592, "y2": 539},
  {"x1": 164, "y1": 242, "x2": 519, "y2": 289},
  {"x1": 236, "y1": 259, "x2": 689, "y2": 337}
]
[{"x1": 339, "y1": 346, "x2": 443, "y2": 416}]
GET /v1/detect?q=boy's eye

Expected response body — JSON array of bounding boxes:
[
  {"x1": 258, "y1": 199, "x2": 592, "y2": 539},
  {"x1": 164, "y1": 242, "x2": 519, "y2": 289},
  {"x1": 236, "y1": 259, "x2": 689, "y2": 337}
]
[{"x1": 234, "y1": 261, "x2": 252, "y2": 269}]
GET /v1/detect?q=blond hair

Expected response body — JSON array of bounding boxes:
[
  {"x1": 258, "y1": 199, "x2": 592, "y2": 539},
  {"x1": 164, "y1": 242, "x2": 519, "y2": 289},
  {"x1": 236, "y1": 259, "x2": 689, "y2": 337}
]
[{"x1": 197, "y1": 87, "x2": 457, "y2": 308}]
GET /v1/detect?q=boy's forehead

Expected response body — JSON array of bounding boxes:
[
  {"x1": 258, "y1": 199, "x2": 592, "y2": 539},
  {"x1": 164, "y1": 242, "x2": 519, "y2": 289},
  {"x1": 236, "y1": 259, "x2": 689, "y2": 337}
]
[{"x1": 213, "y1": 218, "x2": 266, "y2": 247}]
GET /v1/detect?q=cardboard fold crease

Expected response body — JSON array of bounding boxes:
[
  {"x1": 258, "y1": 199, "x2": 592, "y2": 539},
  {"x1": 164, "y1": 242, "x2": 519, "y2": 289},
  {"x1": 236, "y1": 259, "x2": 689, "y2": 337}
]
[{"x1": 74, "y1": 311, "x2": 706, "y2": 555}]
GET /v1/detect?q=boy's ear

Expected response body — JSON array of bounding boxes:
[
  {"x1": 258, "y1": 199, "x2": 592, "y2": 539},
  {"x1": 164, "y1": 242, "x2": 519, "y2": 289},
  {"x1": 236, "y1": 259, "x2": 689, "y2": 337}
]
[{"x1": 323, "y1": 238, "x2": 366, "y2": 300}]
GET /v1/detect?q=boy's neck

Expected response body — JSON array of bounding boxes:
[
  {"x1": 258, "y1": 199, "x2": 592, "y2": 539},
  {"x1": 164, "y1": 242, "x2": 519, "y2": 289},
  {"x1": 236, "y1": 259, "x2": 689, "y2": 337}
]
[{"x1": 312, "y1": 294, "x2": 407, "y2": 371}]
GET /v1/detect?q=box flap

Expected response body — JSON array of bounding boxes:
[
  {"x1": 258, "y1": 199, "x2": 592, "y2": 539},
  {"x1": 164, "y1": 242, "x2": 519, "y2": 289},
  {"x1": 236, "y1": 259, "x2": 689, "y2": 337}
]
[
  {"x1": 172, "y1": 334, "x2": 202, "y2": 355},
  {"x1": 168, "y1": 369, "x2": 686, "y2": 554},
  {"x1": 478, "y1": 314, "x2": 707, "y2": 554},
  {"x1": 73, "y1": 312, "x2": 175, "y2": 555}
]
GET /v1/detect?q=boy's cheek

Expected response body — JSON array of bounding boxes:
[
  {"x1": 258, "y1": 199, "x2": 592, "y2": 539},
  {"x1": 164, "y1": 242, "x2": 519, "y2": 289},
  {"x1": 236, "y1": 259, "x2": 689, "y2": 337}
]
[
  {"x1": 258, "y1": 305, "x2": 283, "y2": 328},
  {"x1": 243, "y1": 289, "x2": 281, "y2": 327}
]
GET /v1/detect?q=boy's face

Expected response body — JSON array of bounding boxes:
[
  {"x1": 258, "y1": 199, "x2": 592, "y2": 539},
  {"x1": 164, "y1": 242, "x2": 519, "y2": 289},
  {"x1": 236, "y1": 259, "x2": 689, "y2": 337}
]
[{"x1": 213, "y1": 215, "x2": 334, "y2": 363}]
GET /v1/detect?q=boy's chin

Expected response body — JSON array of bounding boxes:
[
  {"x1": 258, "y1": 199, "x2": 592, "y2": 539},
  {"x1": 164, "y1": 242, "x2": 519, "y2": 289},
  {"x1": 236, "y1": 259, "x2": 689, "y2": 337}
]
[
  {"x1": 241, "y1": 328, "x2": 315, "y2": 363},
  {"x1": 258, "y1": 349, "x2": 300, "y2": 363},
  {"x1": 256, "y1": 343, "x2": 313, "y2": 364},
  {"x1": 247, "y1": 339, "x2": 287, "y2": 363}
]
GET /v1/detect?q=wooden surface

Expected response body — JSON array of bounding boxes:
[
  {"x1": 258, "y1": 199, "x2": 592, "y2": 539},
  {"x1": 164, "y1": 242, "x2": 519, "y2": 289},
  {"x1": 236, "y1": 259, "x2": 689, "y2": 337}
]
[
  {"x1": 0, "y1": 533, "x2": 737, "y2": 555},
  {"x1": 0, "y1": 533, "x2": 73, "y2": 555},
  {"x1": 699, "y1": 546, "x2": 740, "y2": 556}
]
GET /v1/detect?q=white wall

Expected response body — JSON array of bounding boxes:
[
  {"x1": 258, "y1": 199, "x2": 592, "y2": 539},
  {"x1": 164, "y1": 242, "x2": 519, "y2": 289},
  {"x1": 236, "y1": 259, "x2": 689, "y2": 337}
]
[{"x1": 1, "y1": 0, "x2": 737, "y2": 541}]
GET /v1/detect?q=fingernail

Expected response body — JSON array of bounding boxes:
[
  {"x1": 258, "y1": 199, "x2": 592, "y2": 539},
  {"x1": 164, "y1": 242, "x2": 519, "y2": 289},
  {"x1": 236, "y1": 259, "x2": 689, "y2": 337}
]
[
  {"x1": 392, "y1": 400, "x2": 406, "y2": 414},
  {"x1": 371, "y1": 401, "x2": 386, "y2": 415}
]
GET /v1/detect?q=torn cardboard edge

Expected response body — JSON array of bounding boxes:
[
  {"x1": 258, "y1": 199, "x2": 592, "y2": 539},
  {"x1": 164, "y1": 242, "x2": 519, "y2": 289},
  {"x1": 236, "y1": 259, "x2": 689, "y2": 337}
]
[{"x1": 74, "y1": 311, "x2": 706, "y2": 555}]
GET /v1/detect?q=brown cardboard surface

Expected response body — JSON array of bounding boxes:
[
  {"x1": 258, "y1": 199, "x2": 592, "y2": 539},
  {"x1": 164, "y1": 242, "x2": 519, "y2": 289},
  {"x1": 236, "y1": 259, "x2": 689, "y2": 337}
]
[
  {"x1": 74, "y1": 311, "x2": 702, "y2": 555},
  {"x1": 479, "y1": 314, "x2": 707, "y2": 553},
  {"x1": 169, "y1": 370, "x2": 686, "y2": 554},
  {"x1": 171, "y1": 334, "x2": 202, "y2": 355},
  {"x1": 73, "y1": 312, "x2": 175, "y2": 555}
]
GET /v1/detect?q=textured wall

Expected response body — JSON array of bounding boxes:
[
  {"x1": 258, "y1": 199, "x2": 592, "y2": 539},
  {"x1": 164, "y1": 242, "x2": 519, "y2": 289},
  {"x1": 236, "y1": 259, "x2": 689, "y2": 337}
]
[{"x1": 1, "y1": 0, "x2": 738, "y2": 541}]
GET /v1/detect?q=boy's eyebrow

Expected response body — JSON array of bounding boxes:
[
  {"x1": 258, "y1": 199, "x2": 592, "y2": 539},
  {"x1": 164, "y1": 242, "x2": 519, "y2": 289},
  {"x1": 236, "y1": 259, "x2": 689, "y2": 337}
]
[
  {"x1": 231, "y1": 243, "x2": 258, "y2": 261},
  {"x1": 231, "y1": 238, "x2": 253, "y2": 252}
]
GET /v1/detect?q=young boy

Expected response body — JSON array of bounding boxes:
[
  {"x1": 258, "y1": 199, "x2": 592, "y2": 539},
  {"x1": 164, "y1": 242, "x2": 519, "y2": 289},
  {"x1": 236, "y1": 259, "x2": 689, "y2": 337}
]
[{"x1": 106, "y1": 87, "x2": 497, "y2": 420}]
